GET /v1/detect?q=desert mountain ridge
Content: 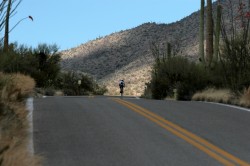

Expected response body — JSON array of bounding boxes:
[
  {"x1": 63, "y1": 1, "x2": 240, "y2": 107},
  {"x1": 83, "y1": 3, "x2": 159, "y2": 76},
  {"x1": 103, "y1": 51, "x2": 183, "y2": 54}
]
[{"x1": 60, "y1": 0, "x2": 238, "y2": 96}]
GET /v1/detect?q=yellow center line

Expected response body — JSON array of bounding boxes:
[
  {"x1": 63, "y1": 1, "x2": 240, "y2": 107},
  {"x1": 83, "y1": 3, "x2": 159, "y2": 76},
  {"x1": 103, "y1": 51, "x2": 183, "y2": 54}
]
[
  {"x1": 112, "y1": 98, "x2": 250, "y2": 166},
  {"x1": 118, "y1": 99, "x2": 249, "y2": 166}
]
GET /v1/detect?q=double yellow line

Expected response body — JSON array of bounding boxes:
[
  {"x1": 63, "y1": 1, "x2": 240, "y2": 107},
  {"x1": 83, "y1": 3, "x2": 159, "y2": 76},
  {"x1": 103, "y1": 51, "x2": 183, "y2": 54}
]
[{"x1": 112, "y1": 98, "x2": 250, "y2": 166}]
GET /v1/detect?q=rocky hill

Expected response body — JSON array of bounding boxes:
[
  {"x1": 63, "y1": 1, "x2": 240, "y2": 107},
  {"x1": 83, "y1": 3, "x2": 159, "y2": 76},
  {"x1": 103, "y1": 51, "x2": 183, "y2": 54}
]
[{"x1": 60, "y1": 0, "x2": 240, "y2": 96}]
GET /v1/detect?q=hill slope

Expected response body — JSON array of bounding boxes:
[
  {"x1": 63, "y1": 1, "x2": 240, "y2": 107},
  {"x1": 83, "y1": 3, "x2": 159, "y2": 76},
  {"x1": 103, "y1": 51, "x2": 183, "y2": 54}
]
[{"x1": 60, "y1": 0, "x2": 239, "y2": 96}]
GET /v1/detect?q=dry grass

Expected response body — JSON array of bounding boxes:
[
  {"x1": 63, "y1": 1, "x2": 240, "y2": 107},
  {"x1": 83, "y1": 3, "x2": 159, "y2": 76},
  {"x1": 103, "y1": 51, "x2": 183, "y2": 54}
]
[
  {"x1": 1, "y1": 73, "x2": 35, "y2": 102},
  {"x1": 0, "y1": 73, "x2": 42, "y2": 166},
  {"x1": 239, "y1": 87, "x2": 250, "y2": 107},
  {"x1": 192, "y1": 87, "x2": 250, "y2": 108},
  {"x1": 54, "y1": 90, "x2": 64, "y2": 96},
  {"x1": 192, "y1": 88, "x2": 235, "y2": 104},
  {"x1": 1, "y1": 146, "x2": 42, "y2": 166}
]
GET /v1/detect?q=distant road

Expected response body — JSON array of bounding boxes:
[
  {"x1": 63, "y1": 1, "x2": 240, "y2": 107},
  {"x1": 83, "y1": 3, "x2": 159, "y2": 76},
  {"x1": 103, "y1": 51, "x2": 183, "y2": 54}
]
[{"x1": 33, "y1": 96, "x2": 250, "y2": 166}]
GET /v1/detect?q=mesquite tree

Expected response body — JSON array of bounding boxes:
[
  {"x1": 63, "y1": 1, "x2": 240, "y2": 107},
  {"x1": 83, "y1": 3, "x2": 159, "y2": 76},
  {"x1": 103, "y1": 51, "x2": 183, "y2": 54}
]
[{"x1": 220, "y1": 0, "x2": 250, "y2": 90}]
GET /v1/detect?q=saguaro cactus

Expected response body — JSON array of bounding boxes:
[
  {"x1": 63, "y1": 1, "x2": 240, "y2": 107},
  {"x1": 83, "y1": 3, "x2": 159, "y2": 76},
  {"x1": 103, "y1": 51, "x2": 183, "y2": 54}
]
[
  {"x1": 199, "y1": 0, "x2": 205, "y2": 63},
  {"x1": 206, "y1": 0, "x2": 214, "y2": 67},
  {"x1": 167, "y1": 42, "x2": 171, "y2": 57},
  {"x1": 214, "y1": 3, "x2": 222, "y2": 63}
]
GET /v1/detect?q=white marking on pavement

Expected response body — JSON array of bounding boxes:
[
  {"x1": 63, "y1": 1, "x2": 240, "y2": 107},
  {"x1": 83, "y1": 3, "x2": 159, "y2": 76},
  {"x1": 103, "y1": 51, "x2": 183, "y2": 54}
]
[
  {"x1": 202, "y1": 101, "x2": 250, "y2": 112},
  {"x1": 26, "y1": 98, "x2": 34, "y2": 155},
  {"x1": 123, "y1": 96, "x2": 141, "y2": 100}
]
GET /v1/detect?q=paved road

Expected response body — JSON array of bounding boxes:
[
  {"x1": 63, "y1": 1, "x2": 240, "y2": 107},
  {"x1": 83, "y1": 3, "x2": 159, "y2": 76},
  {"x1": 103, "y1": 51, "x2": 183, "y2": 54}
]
[{"x1": 33, "y1": 96, "x2": 250, "y2": 166}]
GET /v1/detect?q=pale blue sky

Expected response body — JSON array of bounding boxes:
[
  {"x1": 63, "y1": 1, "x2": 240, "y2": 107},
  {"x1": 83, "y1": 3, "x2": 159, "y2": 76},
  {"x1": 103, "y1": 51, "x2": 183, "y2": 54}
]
[{"x1": 9, "y1": 0, "x2": 205, "y2": 51}]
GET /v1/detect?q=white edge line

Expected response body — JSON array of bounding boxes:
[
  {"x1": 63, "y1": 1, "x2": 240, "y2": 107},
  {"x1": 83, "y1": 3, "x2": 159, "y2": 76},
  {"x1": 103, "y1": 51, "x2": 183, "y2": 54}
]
[
  {"x1": 26, "y1": 97, "x2": 34, "y2": 155},
  {"x1": 200, "y1": 101, "x2": 250, "y2": 112}
]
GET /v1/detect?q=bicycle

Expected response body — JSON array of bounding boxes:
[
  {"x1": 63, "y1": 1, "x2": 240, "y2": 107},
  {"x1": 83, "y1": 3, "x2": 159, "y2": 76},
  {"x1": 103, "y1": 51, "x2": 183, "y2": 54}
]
[
  {"x1": 119, "y1": 80, "x2": 125, "y2": 98},
  {"x1": 120, "y1": 86, "x2": 124, "y2": 97}
]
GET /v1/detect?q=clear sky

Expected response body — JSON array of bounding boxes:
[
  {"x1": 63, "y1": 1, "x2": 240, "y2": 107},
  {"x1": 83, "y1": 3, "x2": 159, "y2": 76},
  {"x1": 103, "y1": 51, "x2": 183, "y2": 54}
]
[{"x1": 9, "y1": 0, "x2": 203, "y2": 51}]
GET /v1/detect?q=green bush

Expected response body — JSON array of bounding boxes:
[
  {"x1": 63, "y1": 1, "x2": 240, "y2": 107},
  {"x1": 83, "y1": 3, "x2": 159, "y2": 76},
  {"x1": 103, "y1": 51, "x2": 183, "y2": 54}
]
[
  {"x1": 219, "y1": 35, "x2": 250, "y2": 91},
  {"x1": 44, "y1": 87, "x2": 55, "y2": 96},
  {"x1": 145, "y1": 56, "x2": 211, "y2": 100},
  {"x1": 0, "y1": 43, "x2": 61, "y2": 88},
  {"x1": 57, "y1": 71, "x2": 107, "y2": 96},
  {"x1": 63, "y1": 89, "x2": 75, "y2": 96},
  {"x1": 94, "y1": 85, "x2": 108, "y2": 95}
]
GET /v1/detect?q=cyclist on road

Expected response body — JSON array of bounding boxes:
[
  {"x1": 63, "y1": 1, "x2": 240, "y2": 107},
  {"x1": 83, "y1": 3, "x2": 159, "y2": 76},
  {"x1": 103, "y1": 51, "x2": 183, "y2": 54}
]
[{"x1": 119, "y1": 80, "x2": 125, "y2": 96}]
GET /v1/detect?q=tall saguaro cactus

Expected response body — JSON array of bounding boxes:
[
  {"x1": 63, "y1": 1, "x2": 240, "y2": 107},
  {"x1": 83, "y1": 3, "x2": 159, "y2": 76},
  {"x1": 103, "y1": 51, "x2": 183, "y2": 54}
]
[
  {"x1": 214, "y1": 3, "x2": 222, "y2": 63},
  {"x1": 206, "y1": 0, "x2": 213, "y2": 67},
  {"x1": 199, "y1": 0, "x2": 205, "y2": 64}
]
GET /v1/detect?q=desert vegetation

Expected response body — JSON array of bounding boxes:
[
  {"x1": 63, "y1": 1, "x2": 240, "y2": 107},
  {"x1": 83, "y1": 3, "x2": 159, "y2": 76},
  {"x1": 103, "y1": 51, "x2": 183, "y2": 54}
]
[
  {"x1": 143, "y1": 43, "x2": 214, "y2": 100},
  {"x1": 0, "y1": 72, "x2": 42, "y2": 166},
  {"x1": 0, "y1": 0, "x2": 108, "y2": 165},
  {"x1": 61, "y1": 1, "x2": 250, "y2": 105},
  {"x1": 54, "y1": 71, "x2": 107, "y2": 96},
  {"x1": 0, "y1": 0, "x2": 249, "y2": 165},
  {"x1": 0, "y1": 43, "x2": 107, "y2": 164},
  {"x1": 61, "y1": 13, "x2": 201, "y2": 95},
  {"x1": 0, "y1": 1, "x2": 42, "y2": 165},
  {"x1": 142, "y1": 0, "x2": 250, "y2": 108},
  {"x1": 0, "y1": 43, "x2": 106, "y2": 96}
]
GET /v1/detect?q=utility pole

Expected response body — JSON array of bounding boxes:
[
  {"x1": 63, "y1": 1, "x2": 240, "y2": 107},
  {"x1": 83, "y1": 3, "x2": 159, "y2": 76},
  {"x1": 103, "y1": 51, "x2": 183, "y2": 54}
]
[{"x1": 3, "y1": 0, "x2": 11, "y2": 52}]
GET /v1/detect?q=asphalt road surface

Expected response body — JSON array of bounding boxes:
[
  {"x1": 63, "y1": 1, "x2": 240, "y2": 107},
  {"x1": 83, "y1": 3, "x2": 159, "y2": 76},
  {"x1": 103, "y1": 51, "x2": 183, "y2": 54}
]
[{"x1": 33, "y1": 96, "x2": 250, "y2": 166}]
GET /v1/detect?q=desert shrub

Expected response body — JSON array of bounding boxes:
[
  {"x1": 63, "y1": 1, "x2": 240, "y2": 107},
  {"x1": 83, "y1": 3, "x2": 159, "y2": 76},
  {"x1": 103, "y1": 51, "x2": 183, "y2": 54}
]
[
  {"x1": 208, "y1": 64, "x2": 226, "y2": 88},
  {"x1": 0, "y1": 73, "x2": 41, "y2": 166},
  {"x1": 44, "y1": 87, "x2": 55, "y2": 96},
  {"x1": 32, "y1": 44, "x2": 61, "y2": 87},
  {"x1": 192, "y1": 88, "x2": 235, "y2": 104},
  {"x1": 219, "y1": 2, "x2": 250, "y2": 91},
  {"x1": 0, "y1": 72, "x2": 8, "y2": 90},
  {"x1": 1, "y1": 73, "x2": 35, "y2": 101},
  {"x1": 0, "y1": 43, "x2": 61, "y2": 88},
  {"x1": 79, "y1": 74, "x2": 95, "y2": 92},
  {"x1": 219, "y1": 35, "x2": 250, "y2": 91},
  {"x1": 146, "y1": 56, "x2": 210, "y2": 100},
  {"x1": 57, "y1": 71, "x2": 78, "y2": 95},
  {"x1": 0, "y1": 52, "x2": 19, "y2": 73},
  {"x1": 63, "y1": 89, "x2": 75, "y2": 96},
  {"x1": 239, "y1": 87, "x2": 250, "y2": 107},
  {"x1": 94, "y1": 85, "x2": 108, "y2": 95},
  {"x1": 1, "y1": 146, "x2": 42, "y2": 166},
  {"x1": 0, "y1": 43, "x2": 33, "y2": 74},
  {"x1": 57, "y1": 71, "x2": 107, "y2": 96}
]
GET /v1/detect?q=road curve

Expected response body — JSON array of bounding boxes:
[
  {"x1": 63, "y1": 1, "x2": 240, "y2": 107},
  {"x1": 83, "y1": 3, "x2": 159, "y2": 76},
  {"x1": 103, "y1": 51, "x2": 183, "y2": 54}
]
[{"x1": 33, "y1": 96, "x2": 250, "y2": 166}]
